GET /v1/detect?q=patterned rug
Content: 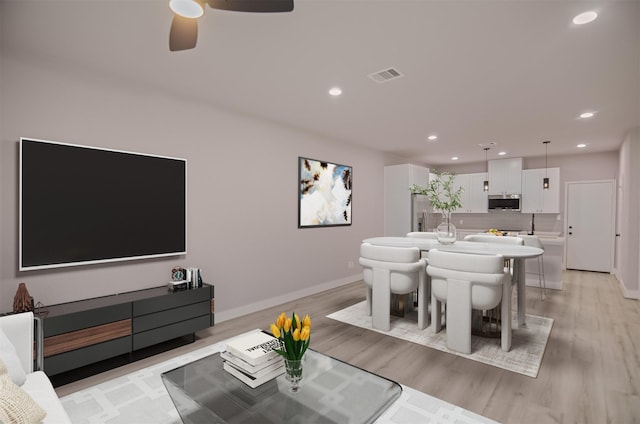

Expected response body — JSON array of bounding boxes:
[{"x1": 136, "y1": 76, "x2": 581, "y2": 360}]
[
  {"x1": 327, "y1": 301, "x2": 553, "y2": 378},
  {"x1": 60, "y1": 330, "x2": 499, "y2": 424}
]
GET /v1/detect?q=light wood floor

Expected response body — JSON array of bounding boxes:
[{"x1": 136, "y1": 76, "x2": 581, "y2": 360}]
[{"x1": 57, "y1": 270, "x2": 640, "y2": 424}]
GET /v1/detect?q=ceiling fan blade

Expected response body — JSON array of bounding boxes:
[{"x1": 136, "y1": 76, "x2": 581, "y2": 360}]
[
  {"x1": 169, "y1": 15, "x2": 199, "y2": 51},
  {"x1": 206, "y1": 0, "x2": 293, "y2": 13}
]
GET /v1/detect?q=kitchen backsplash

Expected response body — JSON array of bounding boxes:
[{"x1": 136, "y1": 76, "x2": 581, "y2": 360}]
[{"x1": 429, "y1": 212, "x2": 563, "y2": 235}]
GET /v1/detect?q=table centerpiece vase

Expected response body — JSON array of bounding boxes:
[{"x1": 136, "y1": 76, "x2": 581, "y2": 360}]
[
  {"x1": 437, "y1": 213, "x2": 457, "y2": 244},
  {"x1": 410, "y1": 170, "x2": 462, "y2": 245}
]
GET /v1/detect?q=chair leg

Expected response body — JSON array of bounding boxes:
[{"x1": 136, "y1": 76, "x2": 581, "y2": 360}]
[
  {"x1": 445, "y1": 279, "x2": 472, "y2": 354},
  {"x1": 372, "y1": 269, "x2": 391, "y2": 331},
  {"x1": 366, "y1": 287, "x2": 372, "y2": 316},
  {"x1": 501, "y1": 281, "x2": 512, "y2": 352},
  {"x1": 431, "y1": 293, "x2": 442, "y2": 333},
  {"x1": 417, "y1": 272, "x2": 427, "y2": 330},
  {"x1": 539, "y1": 256, "x2": 547, "y2": 300}
]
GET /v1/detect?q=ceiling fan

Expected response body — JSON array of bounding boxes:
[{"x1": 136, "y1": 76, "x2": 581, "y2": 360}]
[{"x1": 169, "y1": 0, "x2": 294, "y2": 51}]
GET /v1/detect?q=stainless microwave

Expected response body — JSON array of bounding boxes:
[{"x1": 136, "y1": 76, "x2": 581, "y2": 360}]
[{"x1": 488, "y1": 194, "x2": 521, "y2": 211}]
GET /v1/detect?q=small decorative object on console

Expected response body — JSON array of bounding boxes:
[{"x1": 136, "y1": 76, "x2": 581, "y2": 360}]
[
  {"x1": 270, "y1": 312, "x2": 311, "y2": 392},
  {"x1": 171, "y1": 266, "x2": 186, "y2": 281},
  {"x1": 169, "y1": 266, "x2": 188, "y2": 291},
  {"x1": 12, "y1": 283, "x2": 34, "y2": 313}
]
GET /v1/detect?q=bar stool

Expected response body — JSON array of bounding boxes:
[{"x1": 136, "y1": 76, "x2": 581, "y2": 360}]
[{"x1": 519, "y1": 235, "x2": 546, "y2": 300}]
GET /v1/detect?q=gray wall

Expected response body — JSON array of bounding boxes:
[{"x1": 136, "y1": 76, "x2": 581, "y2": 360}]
[
  {"x1": 434, "y1": 151, "x2": 619, "y2": 236},
  {"x1": 0, "y1": 51, "x2": 390, "y2": 318}
]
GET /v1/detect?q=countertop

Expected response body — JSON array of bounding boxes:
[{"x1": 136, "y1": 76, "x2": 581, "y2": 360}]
[{"x1": 456, "y1": 229, "x2": 565, "y2": 245}]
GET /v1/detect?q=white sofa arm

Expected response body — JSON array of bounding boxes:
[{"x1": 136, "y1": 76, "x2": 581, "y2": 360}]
[{"x1": 0, "y1": 312, "x2": 34, "y2": 373}]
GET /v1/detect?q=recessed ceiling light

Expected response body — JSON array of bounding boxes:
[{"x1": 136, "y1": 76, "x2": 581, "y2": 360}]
[
  {"x1": 579, "y1": 111, "x2": 595, "y2": 119},
  {"x1": 573, "y1": 11, "x2": 598, "y2": 25},
  {"x1": 451, "y1": 156, "x2": 459, "y2": 161},
  {"x1": 328, "y1": 87, "x2": 342, "y2": 96},
  {"x1": 498, "y1": 151, "x2": 506, "y2": 156},
  {"x1": 427, "y1": 135, "x2": 438, "y2": 141},
  {"x1": 577, "y1": 143, "x2": 587, "y2": 148}
]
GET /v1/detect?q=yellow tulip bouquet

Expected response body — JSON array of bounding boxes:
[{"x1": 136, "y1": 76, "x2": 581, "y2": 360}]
[{"x1": 270, "y1": 312, "x2": 311, "y2": 360}]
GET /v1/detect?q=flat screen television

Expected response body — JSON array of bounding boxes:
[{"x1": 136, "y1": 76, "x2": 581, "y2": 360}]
[{"x1": 19, "y1": 138, "x2": 187, "y2": 271}]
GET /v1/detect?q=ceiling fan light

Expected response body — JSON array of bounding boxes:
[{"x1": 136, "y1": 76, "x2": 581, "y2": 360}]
[{"x1": 170, "y1": 0, "x2": 204, "y2": 18}]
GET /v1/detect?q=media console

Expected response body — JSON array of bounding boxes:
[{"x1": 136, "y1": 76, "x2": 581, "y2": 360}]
[{"x1": 39, "y1": 284, "x2": 214, "y2": 377}]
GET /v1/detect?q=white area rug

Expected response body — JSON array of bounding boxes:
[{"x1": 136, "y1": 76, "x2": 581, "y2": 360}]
[
  {"x1": 327, "y1": 301, "x2": 553, "y2": 378},
  {"x1": 61, "y1": 330, "x2": 499, "y2": 424}
]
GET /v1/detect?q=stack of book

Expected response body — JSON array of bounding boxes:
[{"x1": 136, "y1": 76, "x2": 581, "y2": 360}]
[{"x1": 222, "y1": 331, "x2": 285, "y2": 388}]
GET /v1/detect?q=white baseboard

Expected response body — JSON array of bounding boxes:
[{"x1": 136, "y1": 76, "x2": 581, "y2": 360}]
[
  {"x1": 215, "y1": 273, "x2": 364, "y2": 323},
  {"x1": 617, "y1": 276, "x2": 640, "y2": 299}
]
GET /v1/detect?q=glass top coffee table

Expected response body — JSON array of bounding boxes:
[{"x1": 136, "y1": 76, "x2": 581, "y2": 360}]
[{"x1": 162, "y1": 348, "x2": 402, "y2": 423}]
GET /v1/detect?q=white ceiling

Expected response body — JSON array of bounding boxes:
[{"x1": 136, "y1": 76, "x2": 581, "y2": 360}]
[{"x1": 2, "y1": 0, "x2": 639, "y2": 165}]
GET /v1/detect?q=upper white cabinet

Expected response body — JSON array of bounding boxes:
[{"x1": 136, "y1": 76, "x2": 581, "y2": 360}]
[
  {"x1": 521, "y1": 168, "x2": 560, "y2": 213},
  {"x1": 384, "y1": 164, "x2": 430, "y2": 236},
  {"x1": 453, "y1": 173, "x2": 488, "y2": 213},
  {"x1": 488, "y1": 158, "x2": 523, "y2": 195}
]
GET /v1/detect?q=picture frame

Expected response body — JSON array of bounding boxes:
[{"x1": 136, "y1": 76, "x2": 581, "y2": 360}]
[{"x1": 298, "y1": 157, "x2": 352, "y2": 228}]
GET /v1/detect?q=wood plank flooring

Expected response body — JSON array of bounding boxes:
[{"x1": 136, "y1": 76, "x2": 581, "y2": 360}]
[{"x1": 56, "y1": 270, "x2": 640, "y2": 423}]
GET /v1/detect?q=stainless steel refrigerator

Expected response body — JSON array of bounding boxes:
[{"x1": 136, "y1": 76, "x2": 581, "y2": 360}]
[{"x1": 411, "y1": 194, "x2": 431, "y2": 232}]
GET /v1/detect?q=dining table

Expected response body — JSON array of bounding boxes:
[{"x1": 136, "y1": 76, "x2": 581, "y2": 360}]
[{"x1": 362, "y1": 237, "x2": 544, "y2": 329}]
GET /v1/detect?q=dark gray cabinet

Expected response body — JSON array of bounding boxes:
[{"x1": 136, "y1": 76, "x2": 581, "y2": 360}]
[{"x1": 42, "y1": 284, "x2": 214, "y2": 376}]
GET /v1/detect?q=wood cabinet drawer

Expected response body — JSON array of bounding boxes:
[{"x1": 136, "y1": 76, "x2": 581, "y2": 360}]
[
  {"x1": 133, "y1": 302, "x2": 210, "y2": 334},
  {"x1": 44, "y1": 336, "x2": 132, "y2": 375},
  {"x1": 133, "y1": 286, "x2": 211, "y2": 316},
  {"x1": 44, "y1": 303, "x2": 131, "y2": 337},
  {"x1": 133, "y1": 315, "x2": 211, "y2": 350}
]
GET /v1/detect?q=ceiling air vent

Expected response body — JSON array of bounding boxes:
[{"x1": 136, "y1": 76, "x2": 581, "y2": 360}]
[{"x1": 368, "y1": 67, "x2": 404, "y2": 83}]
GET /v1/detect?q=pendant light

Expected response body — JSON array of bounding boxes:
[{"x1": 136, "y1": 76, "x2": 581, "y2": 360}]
[
  {"x1": 543, "y1": 140, "x2": 550, "y2": 190},
  {"x1": 483, "y1": 147, "x2": 490, "y2": 191}
]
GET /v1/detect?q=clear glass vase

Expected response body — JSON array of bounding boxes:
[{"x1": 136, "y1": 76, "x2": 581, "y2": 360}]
[
  {"x1": 436, "y1": 214, "x2": 457, "y2": 244},
  {"x1": 283, "y1": 358, "x2": 303, "y2": 392}
]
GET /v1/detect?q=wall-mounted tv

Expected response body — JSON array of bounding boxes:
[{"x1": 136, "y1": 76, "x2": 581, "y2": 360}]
[{"x1": 19, "y1": 138, "x2": 187, "y2": 271}]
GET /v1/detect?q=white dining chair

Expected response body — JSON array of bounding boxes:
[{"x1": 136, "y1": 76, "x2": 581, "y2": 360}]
[
  {"x1": 406, "y1": 232, "x2": 437, "y2": 260},
  {"x1": 464, "y1": 234, "x2": 524, "y2": 276},
  {"x1": 427, "y1": 249, "x2": 513, "y2": 353},
  {"x1": 464, "y1": 234, "x2": 524, "y2": 245},
  {"x1": 406, "y1": 232, "x2": 439, "y2": 239},
  {"x1": 519, "y1": 234, "x2": 546, "y2": 299},
  {"x1": 359, "y1": 243, "x2": 428, "y2": 331}
]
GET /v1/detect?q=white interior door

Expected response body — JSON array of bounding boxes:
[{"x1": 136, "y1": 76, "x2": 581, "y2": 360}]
[{"x1": 566, "y1": 180, "x2": 615, "y2": 272}]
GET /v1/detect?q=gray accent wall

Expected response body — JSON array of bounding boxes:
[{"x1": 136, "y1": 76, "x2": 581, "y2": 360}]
[{"x1": 0, "y1": 49, "x2": 389, "y2": 317}]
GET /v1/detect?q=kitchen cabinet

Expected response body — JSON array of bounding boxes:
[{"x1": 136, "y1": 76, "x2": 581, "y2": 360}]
[
  {"x1": 384, "y1": 164, "x2": 430, "y2": 236},
  {"x1": 488, "y1": 158, "x2": 523, "y2": 195},
  {"x1": 521, "y1": 168, "x2": 560, "y2": 213},
  {"x1": 453, "y1": 173, "x2": 488, "y2": 213}
]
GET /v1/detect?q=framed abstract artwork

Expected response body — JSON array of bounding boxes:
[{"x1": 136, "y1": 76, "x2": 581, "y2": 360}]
[{"x1": 298, "y1": 157, "x2": 352, "y2": 228}]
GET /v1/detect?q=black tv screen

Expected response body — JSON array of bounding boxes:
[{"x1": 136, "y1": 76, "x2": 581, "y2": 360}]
[{"x1": 20, "y1": 138, "x2": 187, "y2": 271}]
